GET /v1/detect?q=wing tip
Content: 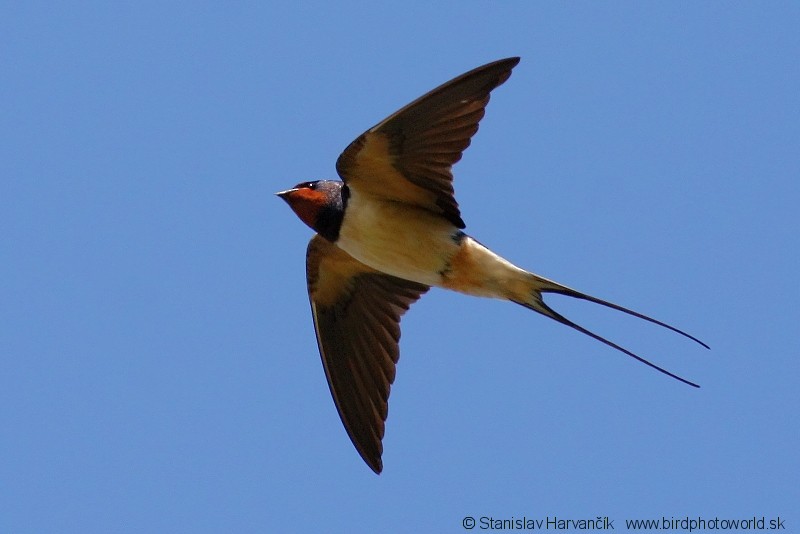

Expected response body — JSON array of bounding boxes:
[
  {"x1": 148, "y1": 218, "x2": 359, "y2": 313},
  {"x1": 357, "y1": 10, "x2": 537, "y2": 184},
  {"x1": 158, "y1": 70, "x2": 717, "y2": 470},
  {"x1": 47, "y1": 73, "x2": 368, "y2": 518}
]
[
  {"x1": 495, "y1": 56, "x2": 521, "y2": 66},
  {"x1": 367, "y1": 456, "x2": 383, "y2": 475}
]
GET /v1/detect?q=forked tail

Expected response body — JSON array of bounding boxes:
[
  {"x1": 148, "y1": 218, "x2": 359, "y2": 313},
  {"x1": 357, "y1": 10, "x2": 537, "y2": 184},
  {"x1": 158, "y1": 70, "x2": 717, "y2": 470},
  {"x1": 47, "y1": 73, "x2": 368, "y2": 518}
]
[{"x1": 513, "y1": 273, "x2": 709, "y2": 388}]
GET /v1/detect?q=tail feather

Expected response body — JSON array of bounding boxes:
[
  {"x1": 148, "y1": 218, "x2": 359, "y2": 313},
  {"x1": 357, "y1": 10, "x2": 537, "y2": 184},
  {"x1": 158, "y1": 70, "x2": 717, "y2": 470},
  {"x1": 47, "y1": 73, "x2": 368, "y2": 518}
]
[{"x1": 515, "y1": 273, "x2": 708, "y2": 388}]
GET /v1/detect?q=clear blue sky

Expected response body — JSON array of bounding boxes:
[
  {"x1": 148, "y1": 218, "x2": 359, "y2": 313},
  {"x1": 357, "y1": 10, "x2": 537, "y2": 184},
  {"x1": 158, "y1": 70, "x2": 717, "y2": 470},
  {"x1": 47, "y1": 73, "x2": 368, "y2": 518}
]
[{"x1": 2, "y1": 3, "x2": 798, "y2": 533}]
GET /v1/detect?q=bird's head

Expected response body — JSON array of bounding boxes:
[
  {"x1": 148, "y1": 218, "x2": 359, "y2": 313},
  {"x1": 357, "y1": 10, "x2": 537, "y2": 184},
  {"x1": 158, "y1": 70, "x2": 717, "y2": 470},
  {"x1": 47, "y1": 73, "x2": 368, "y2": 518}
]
[{"x1": 276, "y1": 180, "x2": 346, "y2": 241}]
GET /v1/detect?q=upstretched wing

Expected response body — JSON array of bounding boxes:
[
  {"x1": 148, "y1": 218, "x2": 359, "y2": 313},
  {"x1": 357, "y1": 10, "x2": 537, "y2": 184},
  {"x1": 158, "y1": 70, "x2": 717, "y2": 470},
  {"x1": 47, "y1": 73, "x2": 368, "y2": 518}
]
[
  {"x1": 305, "y1": 235, "x2": 429, "y2": 473},
  {"x1": 336, "y1": 57, "x2": 520, "y2": 229}
]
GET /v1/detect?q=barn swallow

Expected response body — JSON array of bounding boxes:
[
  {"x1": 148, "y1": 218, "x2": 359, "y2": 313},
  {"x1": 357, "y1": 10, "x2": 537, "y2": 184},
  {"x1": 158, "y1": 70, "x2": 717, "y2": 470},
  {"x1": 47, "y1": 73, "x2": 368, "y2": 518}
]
[{"x1": 277, "y1": 57, "x2": 708, "y2": 474}]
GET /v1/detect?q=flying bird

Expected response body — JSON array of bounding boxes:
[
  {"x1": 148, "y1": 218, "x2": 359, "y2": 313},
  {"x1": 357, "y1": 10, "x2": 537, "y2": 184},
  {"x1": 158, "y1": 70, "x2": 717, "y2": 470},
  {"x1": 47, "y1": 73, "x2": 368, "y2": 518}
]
[{"x1": 277, "y1": 57, "x2": 707, "y2": 474}]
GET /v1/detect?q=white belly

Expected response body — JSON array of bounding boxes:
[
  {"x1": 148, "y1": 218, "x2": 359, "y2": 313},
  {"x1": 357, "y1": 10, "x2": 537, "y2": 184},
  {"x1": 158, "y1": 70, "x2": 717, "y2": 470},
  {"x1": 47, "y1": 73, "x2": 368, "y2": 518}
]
[{"x1": 336, "y1": 190, "x2": 460, "y2": 286}]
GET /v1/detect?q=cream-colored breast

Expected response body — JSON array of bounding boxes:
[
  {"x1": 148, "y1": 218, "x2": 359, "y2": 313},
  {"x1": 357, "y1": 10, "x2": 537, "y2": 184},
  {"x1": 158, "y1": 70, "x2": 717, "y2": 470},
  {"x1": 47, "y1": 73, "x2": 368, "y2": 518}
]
[{"x1": 336, "y1": 189, "x2": 460, "y2": 286}]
